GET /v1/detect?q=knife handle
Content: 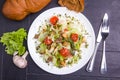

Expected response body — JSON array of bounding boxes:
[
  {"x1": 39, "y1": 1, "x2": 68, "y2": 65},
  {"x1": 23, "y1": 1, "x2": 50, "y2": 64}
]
[{"x1": 86, "y1": 42, "x2": 100, "y2": 72}]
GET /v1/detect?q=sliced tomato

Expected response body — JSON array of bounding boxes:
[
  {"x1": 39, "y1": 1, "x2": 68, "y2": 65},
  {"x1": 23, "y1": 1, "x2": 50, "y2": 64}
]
[
  {"x1": 50, "y1": 16, "x2": 59, "y2": 25},
  {"x1": 59, "y1": 48, "x2": 71, "y2": 57},
  {"x1": 70, "y1": 33, "x2": 78, "y2": 42},
  {"x1": 44, "y1": 37, "x2": 52, "y2": 45}
]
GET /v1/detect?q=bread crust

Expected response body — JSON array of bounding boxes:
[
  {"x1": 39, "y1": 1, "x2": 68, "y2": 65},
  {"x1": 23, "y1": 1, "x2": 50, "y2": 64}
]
[
  {"x1": 2, "y1": 0, "x2": 51, "y2": 20},
  {"x1": 58, "y1": 0, "x2": 84, "y2": 12}
]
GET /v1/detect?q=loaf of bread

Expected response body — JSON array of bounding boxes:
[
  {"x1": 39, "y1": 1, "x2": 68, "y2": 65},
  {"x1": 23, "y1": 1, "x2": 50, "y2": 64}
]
[
  {"x1": 58, "y1": 0, "x2": 84, "y2": 12},
  {"x1": 2, "y1": 0, "x2": 51, "y2": 20}
]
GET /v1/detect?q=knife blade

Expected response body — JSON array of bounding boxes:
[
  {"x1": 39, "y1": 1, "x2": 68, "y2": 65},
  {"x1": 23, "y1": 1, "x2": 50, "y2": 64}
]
[{"x1": 86, "y1": 13, "x2": 107, "y2": 72}]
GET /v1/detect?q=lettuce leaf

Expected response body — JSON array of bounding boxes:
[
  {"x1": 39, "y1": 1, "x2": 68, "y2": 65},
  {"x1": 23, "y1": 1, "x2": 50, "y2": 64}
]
[{"x1": 0, "y1": 28, "x2": 27, "y2": 55}]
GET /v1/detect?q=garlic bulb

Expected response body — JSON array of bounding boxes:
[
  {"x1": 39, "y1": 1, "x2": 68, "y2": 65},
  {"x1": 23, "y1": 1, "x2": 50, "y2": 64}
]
[{"x1": 13, "y1": 51, "x2": 28, "y2": 68}]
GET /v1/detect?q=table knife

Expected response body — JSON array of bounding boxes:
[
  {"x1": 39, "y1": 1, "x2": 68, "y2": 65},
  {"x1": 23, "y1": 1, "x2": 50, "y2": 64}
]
[{"x1": 86, "y1": 13, "x2": 107, "y2": 72}]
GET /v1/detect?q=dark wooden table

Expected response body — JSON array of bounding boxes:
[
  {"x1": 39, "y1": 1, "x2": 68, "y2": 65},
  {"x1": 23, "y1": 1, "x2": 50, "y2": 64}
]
[{"x1": 0, "y1": 0, "x2": 120, "y2": 80}]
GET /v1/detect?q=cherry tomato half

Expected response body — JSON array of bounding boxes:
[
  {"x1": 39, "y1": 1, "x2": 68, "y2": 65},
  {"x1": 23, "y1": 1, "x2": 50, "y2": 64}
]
[
  {"x1": 59, "y1": 48, "x2": 71, "y2": 57},
  {"x1": 50, "y1": 16, "x2": 59, "y2": 25},
  {"x1": 70, "y1": 33, "x2": 78, "y2": 42},
  {"x1": 44, "y1": 37, "x2": 52, "y2": 45}
]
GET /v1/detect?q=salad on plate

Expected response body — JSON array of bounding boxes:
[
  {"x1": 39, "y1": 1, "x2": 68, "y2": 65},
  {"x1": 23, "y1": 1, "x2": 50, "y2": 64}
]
[{"x1": 34, "y1": 13, "x2": 89, "y2": 68}]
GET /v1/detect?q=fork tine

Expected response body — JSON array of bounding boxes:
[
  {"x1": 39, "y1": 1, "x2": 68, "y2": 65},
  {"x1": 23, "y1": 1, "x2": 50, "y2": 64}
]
[
  {"x1": 102, "y1": 26, "x2": 109, "y2": 33},
  {"x1": 107, "y1": 26, "x2": 110, "y2": 31}
]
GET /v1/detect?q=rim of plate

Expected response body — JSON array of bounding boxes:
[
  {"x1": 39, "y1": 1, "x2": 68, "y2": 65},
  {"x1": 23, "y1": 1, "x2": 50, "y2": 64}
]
[{"x1": 27, "y1": 7, "x2": 95, "y2": 75}]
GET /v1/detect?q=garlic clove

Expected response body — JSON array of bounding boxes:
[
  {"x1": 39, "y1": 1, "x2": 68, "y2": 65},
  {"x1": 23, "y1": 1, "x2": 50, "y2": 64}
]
[
  {"x1": 13, "y1": 51, "x2": 28, "y2": 68},
  {"x1": 22, "y1": 51, "x2": 28, "y2": 59},
  {"x1": 13, "y1": 56, "x2": 27, "y2": 68}
]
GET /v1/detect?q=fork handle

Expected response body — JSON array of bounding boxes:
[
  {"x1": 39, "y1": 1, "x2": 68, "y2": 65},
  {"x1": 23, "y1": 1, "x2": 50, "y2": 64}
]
[
  {"x1": 100, "y1": 41, "x2": 107, "y2": 74},
  {"x1": 86, "y1": 42, "x2": 100, "y2": 72}
]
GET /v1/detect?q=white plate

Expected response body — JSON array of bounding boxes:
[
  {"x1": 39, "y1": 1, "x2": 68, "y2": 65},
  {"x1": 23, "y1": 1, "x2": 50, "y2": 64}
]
[{"x1": 27, "y1": 7, "x2": 95, "y2": 75}]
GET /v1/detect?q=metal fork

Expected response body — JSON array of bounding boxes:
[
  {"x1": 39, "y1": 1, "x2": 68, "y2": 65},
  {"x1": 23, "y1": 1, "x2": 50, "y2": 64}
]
[{"x1": 100, "y1": 13, "x2": 109, "y2": 74}]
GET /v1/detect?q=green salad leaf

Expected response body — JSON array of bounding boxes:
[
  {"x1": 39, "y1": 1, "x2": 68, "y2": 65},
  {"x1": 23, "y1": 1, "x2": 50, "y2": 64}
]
[{"x1": 0, "y1": 28, "x2": 27, "y2": 55}]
